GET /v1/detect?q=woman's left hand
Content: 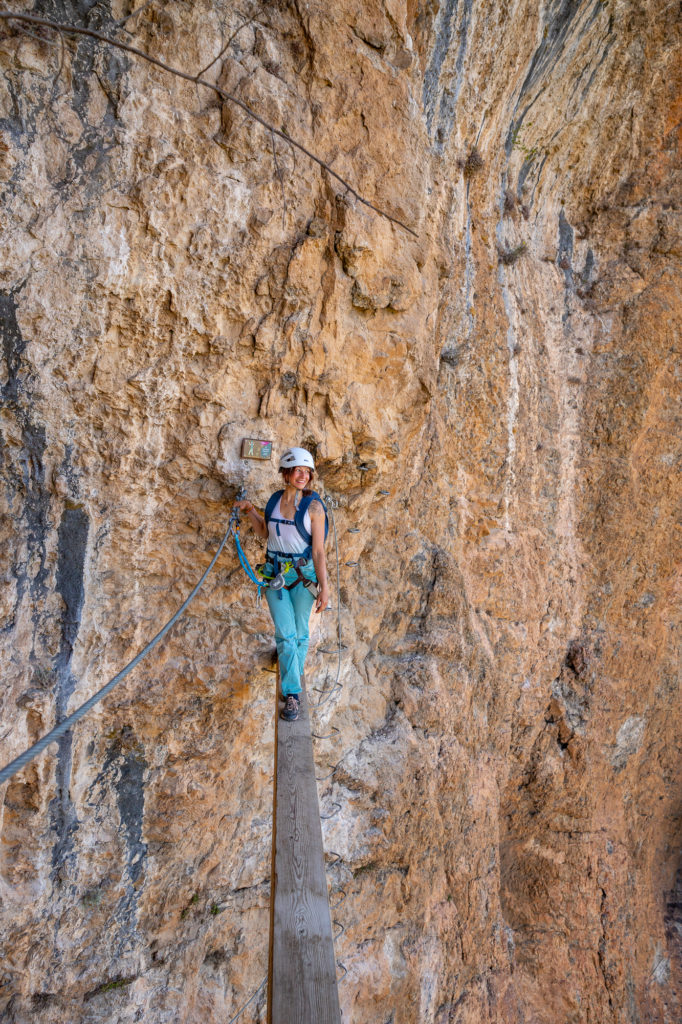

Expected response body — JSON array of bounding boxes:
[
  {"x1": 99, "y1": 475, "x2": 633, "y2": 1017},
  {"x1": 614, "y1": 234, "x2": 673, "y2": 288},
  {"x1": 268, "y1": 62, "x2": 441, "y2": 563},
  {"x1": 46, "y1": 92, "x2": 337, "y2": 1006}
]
[{"x1": 314, "y1": 585, "x2": 330, "y2": 613}]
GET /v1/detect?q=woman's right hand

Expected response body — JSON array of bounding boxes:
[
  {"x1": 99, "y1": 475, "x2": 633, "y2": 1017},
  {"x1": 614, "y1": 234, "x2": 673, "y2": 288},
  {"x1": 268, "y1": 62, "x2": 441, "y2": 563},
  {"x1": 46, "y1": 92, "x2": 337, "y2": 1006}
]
[{"x1": 234, "y1": 500, "x2": 267, "y2": 539}]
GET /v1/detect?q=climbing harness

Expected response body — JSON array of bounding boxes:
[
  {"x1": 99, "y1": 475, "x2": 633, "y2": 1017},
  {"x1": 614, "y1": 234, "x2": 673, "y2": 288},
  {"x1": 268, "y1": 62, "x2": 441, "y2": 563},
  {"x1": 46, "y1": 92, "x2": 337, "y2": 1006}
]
[{"x1": 258, "y1": 556, "x2": 318, "y2": 594}]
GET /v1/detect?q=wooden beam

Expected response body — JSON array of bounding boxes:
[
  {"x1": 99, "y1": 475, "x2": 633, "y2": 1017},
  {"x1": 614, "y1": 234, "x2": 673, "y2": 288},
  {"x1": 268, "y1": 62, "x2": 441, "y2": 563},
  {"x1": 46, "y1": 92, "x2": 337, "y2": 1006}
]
[{"x1": 268, "y1": 678, "x2": 342, "y2": 1024}]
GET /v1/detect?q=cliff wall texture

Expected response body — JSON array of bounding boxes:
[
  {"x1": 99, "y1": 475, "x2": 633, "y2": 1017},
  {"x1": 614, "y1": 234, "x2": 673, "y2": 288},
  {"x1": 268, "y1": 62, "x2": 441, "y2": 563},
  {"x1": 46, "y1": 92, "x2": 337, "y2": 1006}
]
[{"x1": 0, "y1": 1, "x2": 680, "y2": 1022}]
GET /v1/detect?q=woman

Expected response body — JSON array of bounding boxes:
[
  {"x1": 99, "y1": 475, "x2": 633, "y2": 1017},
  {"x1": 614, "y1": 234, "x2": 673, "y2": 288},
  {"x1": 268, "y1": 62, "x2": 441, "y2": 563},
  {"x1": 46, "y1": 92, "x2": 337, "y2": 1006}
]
[{"x1": 235, "y1": 447, "x2": 330, "y2": 721}]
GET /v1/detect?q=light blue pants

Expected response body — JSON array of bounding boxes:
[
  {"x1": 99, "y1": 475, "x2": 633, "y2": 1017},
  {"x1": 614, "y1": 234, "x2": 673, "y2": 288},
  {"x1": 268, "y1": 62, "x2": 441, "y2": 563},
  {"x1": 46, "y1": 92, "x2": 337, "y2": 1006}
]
[{"x1": 265, "y1": 563, "x2": 317, "y2": 695}]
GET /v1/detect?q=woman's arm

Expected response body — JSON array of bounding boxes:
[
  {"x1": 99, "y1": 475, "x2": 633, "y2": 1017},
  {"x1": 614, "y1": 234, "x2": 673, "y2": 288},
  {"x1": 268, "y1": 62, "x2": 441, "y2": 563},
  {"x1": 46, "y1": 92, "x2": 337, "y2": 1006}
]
[
  {"x1": 234, "y1": 500, "x2": 268, "y2": 540},
  {"x1": 309, "y1": 501, "x2": 330, "y2": 613}
]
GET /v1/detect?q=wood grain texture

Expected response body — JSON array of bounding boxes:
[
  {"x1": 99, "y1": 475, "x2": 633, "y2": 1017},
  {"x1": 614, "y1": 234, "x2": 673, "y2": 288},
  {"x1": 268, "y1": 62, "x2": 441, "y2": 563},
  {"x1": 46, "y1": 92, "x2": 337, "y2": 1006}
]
[{"x1": 269, "y1": 677, "x2": 341, "y2": 1024}]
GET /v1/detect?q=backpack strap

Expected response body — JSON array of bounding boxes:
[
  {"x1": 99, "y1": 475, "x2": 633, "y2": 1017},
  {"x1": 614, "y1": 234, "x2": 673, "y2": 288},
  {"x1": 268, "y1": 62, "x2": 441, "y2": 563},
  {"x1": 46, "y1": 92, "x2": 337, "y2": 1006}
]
[
  {"x1": 296, "y1": 491, "x2": 329, "y2": 544},
  {"x1": 264, "y1": 490, "x2": 284, "y2": 525},
  {"x1": 264, "y1": 490, "x2": 298, "y2": 540}
]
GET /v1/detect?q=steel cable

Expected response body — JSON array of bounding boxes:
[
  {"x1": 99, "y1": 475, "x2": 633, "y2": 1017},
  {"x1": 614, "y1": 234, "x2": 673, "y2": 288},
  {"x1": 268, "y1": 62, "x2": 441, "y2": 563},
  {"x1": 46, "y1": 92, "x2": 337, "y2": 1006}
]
[
  {"x1": 308, "y1": 493, "x2": 344, "y2": 711},
  {"x1": 0, "y1": 521, "x2": 236, "y2": 787},
  {"x1": 226, "y1": 976, "x2": 267, "y2": 1024}
]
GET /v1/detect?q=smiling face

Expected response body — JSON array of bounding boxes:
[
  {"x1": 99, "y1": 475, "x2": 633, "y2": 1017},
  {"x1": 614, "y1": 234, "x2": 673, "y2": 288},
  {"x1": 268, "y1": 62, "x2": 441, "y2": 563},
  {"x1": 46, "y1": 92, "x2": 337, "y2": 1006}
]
[{"x1": 287, "y1": 465, "x2": 312, "y2": 490}]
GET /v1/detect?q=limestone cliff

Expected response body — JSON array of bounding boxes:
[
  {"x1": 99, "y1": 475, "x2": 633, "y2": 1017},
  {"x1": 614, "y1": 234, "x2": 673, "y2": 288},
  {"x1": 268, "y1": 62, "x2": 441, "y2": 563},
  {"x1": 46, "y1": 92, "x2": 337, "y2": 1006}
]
[{"x1": 0, "y1": 1, "x2": 680, "y2": 1022}]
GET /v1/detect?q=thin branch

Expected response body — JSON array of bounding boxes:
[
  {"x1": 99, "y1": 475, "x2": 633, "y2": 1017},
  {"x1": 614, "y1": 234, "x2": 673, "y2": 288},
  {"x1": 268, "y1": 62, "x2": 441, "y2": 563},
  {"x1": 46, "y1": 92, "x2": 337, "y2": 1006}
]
[
  {"x1": 52, "y1": 27, "x2": 66, "y2": 93},
  {"x1": 116, "y1": 0, "x2": 157, "y2": 30},
  {"x1": 0, "y1": 8, "x2": 417, "y2": 237},
  {"x1": 270, "y1": 128, "x2": 286, "y2": 230},
  {"x1": 14, "y1": 25, "x2": 57, "y2": 45},
  {"x1": 196, "y1": 11, "x2": 257, "y2": 79}
]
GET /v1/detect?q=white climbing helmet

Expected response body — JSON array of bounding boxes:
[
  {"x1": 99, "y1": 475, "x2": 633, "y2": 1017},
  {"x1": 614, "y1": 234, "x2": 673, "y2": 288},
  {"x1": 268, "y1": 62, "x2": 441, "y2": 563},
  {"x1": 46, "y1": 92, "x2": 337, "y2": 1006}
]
[{"x1": 279, "y1": 446, "x2": 315, "y2": 471}]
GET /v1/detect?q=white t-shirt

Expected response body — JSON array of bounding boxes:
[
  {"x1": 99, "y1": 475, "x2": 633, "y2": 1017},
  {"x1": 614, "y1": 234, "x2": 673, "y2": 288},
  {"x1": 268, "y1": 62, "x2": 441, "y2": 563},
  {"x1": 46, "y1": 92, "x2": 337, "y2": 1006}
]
[{"x1": 267, "y1": 495, "x2": 312, "y2": 555}]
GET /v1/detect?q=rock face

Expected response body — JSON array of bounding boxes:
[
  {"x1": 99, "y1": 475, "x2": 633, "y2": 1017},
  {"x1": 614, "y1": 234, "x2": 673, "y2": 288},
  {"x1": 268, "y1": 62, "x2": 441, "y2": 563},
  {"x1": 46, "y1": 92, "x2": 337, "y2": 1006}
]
[{"x1": 0, "y1": 1, "x2": 680, "y2": 1021}]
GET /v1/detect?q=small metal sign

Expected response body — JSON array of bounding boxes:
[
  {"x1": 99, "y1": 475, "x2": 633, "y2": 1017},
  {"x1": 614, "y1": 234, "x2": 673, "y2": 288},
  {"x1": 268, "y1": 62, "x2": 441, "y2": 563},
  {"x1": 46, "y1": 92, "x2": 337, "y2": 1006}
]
[{"x1": 241, "y1": 438, "x2": 272, "y2": 461}]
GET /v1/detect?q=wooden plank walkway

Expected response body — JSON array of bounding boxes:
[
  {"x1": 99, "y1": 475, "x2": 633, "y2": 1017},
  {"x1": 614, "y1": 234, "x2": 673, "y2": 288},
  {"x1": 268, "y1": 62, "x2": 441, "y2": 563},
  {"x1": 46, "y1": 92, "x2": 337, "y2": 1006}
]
[{"x1": 268, "y1": 677, "x2": 342, "y2": 1024}]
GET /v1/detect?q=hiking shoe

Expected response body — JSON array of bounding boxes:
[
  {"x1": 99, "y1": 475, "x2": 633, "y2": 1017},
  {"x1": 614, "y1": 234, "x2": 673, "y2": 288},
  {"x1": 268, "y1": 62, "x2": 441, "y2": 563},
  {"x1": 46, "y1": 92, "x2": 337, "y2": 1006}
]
[{"x1": 280, "y1": 694, "x2": 300, "y2": 721}]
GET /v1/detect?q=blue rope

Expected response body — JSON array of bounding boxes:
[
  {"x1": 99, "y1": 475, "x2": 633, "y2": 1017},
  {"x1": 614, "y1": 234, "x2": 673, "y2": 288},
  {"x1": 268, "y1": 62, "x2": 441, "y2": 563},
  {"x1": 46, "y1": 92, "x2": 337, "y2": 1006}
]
[{"x1": 232, "y1": 526, "x2": 267, "y2": 591}]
